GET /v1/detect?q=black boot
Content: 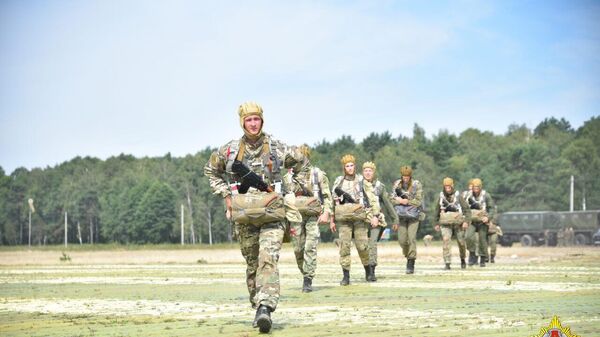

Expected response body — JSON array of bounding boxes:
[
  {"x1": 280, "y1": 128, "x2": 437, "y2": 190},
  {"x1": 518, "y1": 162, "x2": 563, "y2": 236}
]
[
  {"x1": 490, "y1": 255, "x2": 495, "y2": 263},
  {"x1": 406, "y1": 259, "x2": 415, "y2": 274},
  {"x1": 302, "y1": 276, "x2": 312, "y2": 293},
  {"x1": 340, "y1": 269, "x2": 350, "y2": 286},
  {"x1": 370, "y1": 265, "x2": 378, "y2": 282},
  {"x1": 461, "y1": 259, "x2": 466, "y2": 269},
  {"x1": 253, "y1": 305, "x2": 272, "y2": 333},
  {"x1": 480, "y1": 256, "x2": 486, "y2": 267},
  {"x1": 485, "y1": 256, "x2": 489, "y2": 263},
  {"x1": 468, "y1": 252, "x2": 477, "y2": 266},
  {"x1": 445, "y1": 263, "x2": 451, "y2": 270}
]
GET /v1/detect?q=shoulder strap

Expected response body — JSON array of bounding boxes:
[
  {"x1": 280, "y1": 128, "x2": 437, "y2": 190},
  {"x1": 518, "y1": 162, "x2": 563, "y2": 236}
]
[{"x1": 225, "y1": 139, "x2": 242, "y2": 173}]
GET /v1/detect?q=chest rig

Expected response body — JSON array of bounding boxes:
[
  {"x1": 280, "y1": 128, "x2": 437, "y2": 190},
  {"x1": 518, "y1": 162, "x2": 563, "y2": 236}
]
[
  {"x1": 224, "y1": 137, "x2": 282, "y2": 194},
  {"x1": 439, "y1": 191, "x2": 463, "y2": 213}
]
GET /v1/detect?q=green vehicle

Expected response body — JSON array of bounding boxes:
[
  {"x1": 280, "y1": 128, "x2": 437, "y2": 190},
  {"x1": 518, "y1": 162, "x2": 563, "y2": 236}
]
[
  {"x1": 498, "y1": 210, "x2": 600, "y2": 246},
  {"x1": 556, "y1": 211, "x2": 600, "y2": 245}
]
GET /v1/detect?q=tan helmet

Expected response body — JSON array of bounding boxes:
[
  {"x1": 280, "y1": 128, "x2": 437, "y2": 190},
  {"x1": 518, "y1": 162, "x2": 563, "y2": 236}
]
[
  {"x1": 471, "y1": 178, "x2": 483, "y2": 188},
  {"x1": 443, "y1": 177, "x2": 454, "y2": 187},
  {"x1": 340, "y1": 154, "x2": 355, "y2": 166},
  {"x1": 299, "y1": 144, "x2": 311, "y2": 160},
  {"x1": 400, "y1": 165, "x2": 413, "y2": 176},
  {"x1": 362, "y1": 161, "x2": 376, "y2": 171},
  {"x1": 238, "y1": 101, "x2": 264, "y2": 138}
]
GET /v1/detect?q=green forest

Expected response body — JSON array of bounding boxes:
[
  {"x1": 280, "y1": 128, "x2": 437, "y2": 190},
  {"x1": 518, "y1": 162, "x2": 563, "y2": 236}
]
[{"x1": 0, "y1": 117, "x2": 598, "y2": 246}]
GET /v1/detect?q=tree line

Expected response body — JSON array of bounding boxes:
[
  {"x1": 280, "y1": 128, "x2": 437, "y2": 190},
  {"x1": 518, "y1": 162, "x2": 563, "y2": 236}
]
[{"x1": 0, "y1": 116, "x2": 598, "y2": 245}]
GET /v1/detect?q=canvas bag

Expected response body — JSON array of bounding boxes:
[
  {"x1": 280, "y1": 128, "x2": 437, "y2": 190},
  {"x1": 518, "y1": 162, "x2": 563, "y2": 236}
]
[{"x1": 232, "y1": 192, "x2": 286, "y2": 226}]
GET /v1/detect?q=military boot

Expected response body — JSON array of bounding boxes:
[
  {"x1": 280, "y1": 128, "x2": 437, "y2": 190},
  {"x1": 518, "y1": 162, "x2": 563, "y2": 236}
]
[
  {"x1": 490, "y1": 255, "x2": 495, "y2": 263},
  {"x1": 445, "y1": 263, "x2": 451, "y2": 270},
  {"x1": 253, "y1": 305, "x2": 272, "y2": 333},
  {"x1": 370, "y1": 265, "x2": 378, "y2": 282},
  {"x1": 406, "y1": 259, "x2": 415, "y2": 274},
  {"x1": 468, "y1": 252, "x2": 477, "y2": 266},
  {"x1": 461, "y1": 259, "x2": 467, "y2": 269},
  {"x1": 302, "y1": 276, "x2": 312, "y2": 293},
  {"x1": 479, "y1": 256, "x2": 486, "y2": 267},
  {"x1": 340, "y1": 269, "x2": 350, "y2": 286}
]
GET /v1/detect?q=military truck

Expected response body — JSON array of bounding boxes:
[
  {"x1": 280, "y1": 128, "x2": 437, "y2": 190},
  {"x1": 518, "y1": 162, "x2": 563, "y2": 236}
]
[{"x1": 497, "y1": 210, "x2": 600, "y2": 247}]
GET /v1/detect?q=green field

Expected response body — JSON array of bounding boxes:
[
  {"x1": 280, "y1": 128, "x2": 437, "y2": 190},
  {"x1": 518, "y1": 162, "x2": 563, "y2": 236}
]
[{"x1": 1, "y1": 243, "x2": 599, "y2": 337}]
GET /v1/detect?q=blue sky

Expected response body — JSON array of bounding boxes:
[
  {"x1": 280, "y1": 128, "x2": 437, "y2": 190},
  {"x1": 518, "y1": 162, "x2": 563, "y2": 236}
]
[{"x1": 1, "y1": 0, "x2": 598, "y2": 173}]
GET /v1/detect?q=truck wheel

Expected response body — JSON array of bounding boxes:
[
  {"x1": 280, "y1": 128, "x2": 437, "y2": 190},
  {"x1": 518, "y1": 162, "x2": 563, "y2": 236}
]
[
  {"x1": 520, "y1": 234, "x2": 533, "y2": 247},
  {"x1": 575, "y1": 233, "x2": 589, "y2": 246}
]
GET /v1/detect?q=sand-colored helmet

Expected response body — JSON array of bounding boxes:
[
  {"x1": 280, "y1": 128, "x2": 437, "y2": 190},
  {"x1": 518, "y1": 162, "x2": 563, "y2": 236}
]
[
  {"x1": 340, "y1": 154, "x2": 355, "y2": 166},
  {"x1": 443, "y1": 177, "x2": 454, "y2": 187},
  {"x1": 238, "y1": 101, "x2": 264, "y2": 138},
  {"x1": 400, "y1": 165, "x2": 413, "y2": 176},
  {"x1": 362, "y1": 161, "x2": 376, "y2": 171},
  {"x1": 471, "y1": 178, "x2": 483, "y2": 188}
]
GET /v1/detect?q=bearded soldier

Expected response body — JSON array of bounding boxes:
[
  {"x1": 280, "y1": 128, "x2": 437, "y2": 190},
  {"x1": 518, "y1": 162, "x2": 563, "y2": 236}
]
[
  {"x1": 391, "y1": 166, "x2": 424, "y2": 274},
  {"x1": 362, "y1": 161, "x2": 399, "y2": 282},
  {"x1": 464, "y1": 178, "x2": 496, "y2": 267},
  {"x1": 330, "y1": 154, "x2": 379, "y2": 286},
  {"x1": 204, "y1": 101, "x2": 295, "y2": 333},
  {"x1": 434, "y1": 177, "x2": 470, "y2": 270},
  {"x1": 283, "y1": 145, "x2": 333, "y2": 293}
]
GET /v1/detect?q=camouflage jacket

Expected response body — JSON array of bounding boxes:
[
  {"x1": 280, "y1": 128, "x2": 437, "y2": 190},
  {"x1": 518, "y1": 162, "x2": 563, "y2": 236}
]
[
  {"x1": 204, "y1": 133, "x2": 289, "y2": 198},
  {"x1": 331, "y1": 174, "x2": 377, "y2": 221},
  {"x1": 282, "y1": 165, "x2": 334, "y2": 215},
  {"x1": 434, "y1": 190, "x2": 471, "y2": 224},
  {"x1": 391, "y1": 179, "x2": 424, "y2": 208},
  {"x1": 365, "y1": 179, "x2": 399, "y2": 225},
  {"x1": 462, "y1": 190, "x2": 496, "y2": 222}
]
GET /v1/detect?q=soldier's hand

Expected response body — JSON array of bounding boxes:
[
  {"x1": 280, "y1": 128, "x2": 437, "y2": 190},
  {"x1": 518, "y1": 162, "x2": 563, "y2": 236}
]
[
  {"x1": 330, "y1": 222, "x2": 337, "y2": 233},
  {"x1": 224, "y1": 195, "x2": 233, "y2": 221},
  {"x1": 396, "y1": 198, "x2": 409, "y2": 205},
  {"x1": 462, "y1": 222, "x2": 469, "y2": 230},
  {"x1": 370, "y1": 216, "x2": 379, "y2": 228},
  {"x1": 434, "y1": 224, "x2": 440, "y2": 232},
  {"x1": 392, "y1": 224, "x2": 399, "y2": 232},
  {"x1": 318, "y1": 211, "x2": 330, "y2": 225},
  {"x1": 482, "y1": 216, "x2": 489, "y2": 224}
]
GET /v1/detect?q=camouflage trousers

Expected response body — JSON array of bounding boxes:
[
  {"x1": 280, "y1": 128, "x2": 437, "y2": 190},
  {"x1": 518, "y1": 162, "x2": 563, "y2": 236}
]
[
  {"x1": 338, "y1": 220, "x2": 370, "y2": 270},
  {"x1": 441, "y1": 225, "x2": 466, "y2": 264},
  {"x1": 466, "y1": 222, "x2": 488, "y2": 258},
  {"x1": 237, "y1": 221, "x2": 284, "y2": 311},
  {"x1": 397, "y1": 219, "x2": 419, "y2": 259},
  {"x1": 290, "y1": 218, "x2": 320, "y2": 279},
  {"x1": 488, "y1": 232, "x2": 498, "y2": 257},
  {"x1": 368, "y1": 226, "x2": 385, "y2": 266}
]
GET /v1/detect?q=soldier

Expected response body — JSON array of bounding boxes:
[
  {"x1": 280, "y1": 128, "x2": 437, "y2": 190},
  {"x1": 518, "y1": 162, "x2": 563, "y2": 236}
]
[
  {"x1": 487, "y1": 223, "x2": 502, "y2": 263},
  {"x1": 434, "y1": 177, "x2": 470, "y2": 270},
  {"x1": 282, "y1": 145, "x2": 333, "y2": 293},
  {"x1": 391, "y1": 166, "x2": 424, "y2": 274},
  {"x1": 362, "y1": 161, "x2": 399, "y2": 282},
  {"x1": 465, "y1": 178, "x2": 496, "y2": 267},
  {"x1": 557, "y1": 227, "x2": 566, "y2": 247},
  {"x1": 330, "y1": 154, "x2": 379, "y2": 286},
  {"x1": 204, "y1": 101, "x2": 294, "y2": 333}
]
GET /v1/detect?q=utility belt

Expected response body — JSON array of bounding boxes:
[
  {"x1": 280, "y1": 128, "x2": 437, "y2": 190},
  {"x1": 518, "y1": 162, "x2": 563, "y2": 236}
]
[
  {"x1": 334, "y1": 202, "x2": 368, "y2": 222},
  {"x1": 231, "y1": 191, "x2": 286, "y2": 226},
  {"x1": 439, "y1": 211, "x2": 464, "y2": 226}
]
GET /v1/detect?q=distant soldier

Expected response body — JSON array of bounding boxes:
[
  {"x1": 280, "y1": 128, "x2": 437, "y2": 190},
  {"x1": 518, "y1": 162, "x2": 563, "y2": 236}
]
[
  {"x1": 204, "y1": 101, "x2": 295, "y2": 333},
  {"x1": 543, "y1": 229, "x2": 551, "y2": 247},
  {"x1": 391, "y1": 166, "x2": 424, "y2": 274},
  {"x1": 283, "y1": 145, "x2": 333, "y2": 293},
  {"x1": 465, "y1": 178, "x2": 496, "y2": 267},
  {"x1": 362, "y1": 161, "x2": 399, "y2": 282},
  {"x1": 330, "y1": 154, "x2": 379, "y2": 285},
  {"x1": 487, "y1": 221, "x2": 502, "y2": 263},
  {"x1": 557, "y1": 228, "x2": 566, "y2": 247},
  {"x1": 434, "y1": 177, "x2": 470, "y2": 270},
  {"x1": 567, "y1": 227, "x2": 576, "y2": 246}
]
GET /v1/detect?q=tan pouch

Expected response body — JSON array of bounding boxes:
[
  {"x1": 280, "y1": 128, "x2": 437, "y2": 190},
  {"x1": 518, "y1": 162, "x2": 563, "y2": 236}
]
[
  {"x1": 232, "y1": 192, "x2": 286, "y2": 226},
  {"x1": 295, "y1": 196, "x2": 321, "y2": 217},
  {"x1": 471, "y1": 209, "x2": 489, "y2": 223},
  {"x1": 335, "y1": 203, "x2": 367, "y2": 222},
  {"x1": 439, "y1": 211, "x2": 463, "y2": 226}
]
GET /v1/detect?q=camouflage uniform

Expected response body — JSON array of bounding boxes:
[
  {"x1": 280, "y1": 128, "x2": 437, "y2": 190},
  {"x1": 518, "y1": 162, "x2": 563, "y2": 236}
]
[
  {"x1": 366, "y1": 180, "x2": 399, "y2": 267},
  {"x1": 391, "y1": 178, "x2": 424, "y2": 261},
  {"x1": 464, "y1": 189, "x2": 496, "y2": 265},
  {"x1": 434, "y1": 190, "x2": 471, "y2": 266},
  {"x1": 283, "y1": 164, "x2": 333, "y2": 282},
  {"x1": 332, "y1": 174, "x2": 376, "y2": 271},
  {"x1": 204, "y1": 131, "x2": 290, "y2": 312}
]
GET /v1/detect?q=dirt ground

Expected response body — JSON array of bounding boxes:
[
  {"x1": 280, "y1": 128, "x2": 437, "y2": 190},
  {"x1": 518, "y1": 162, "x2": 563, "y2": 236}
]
[{"x1": 0, "y1": 242, "x2": 599, "y2": 337}]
